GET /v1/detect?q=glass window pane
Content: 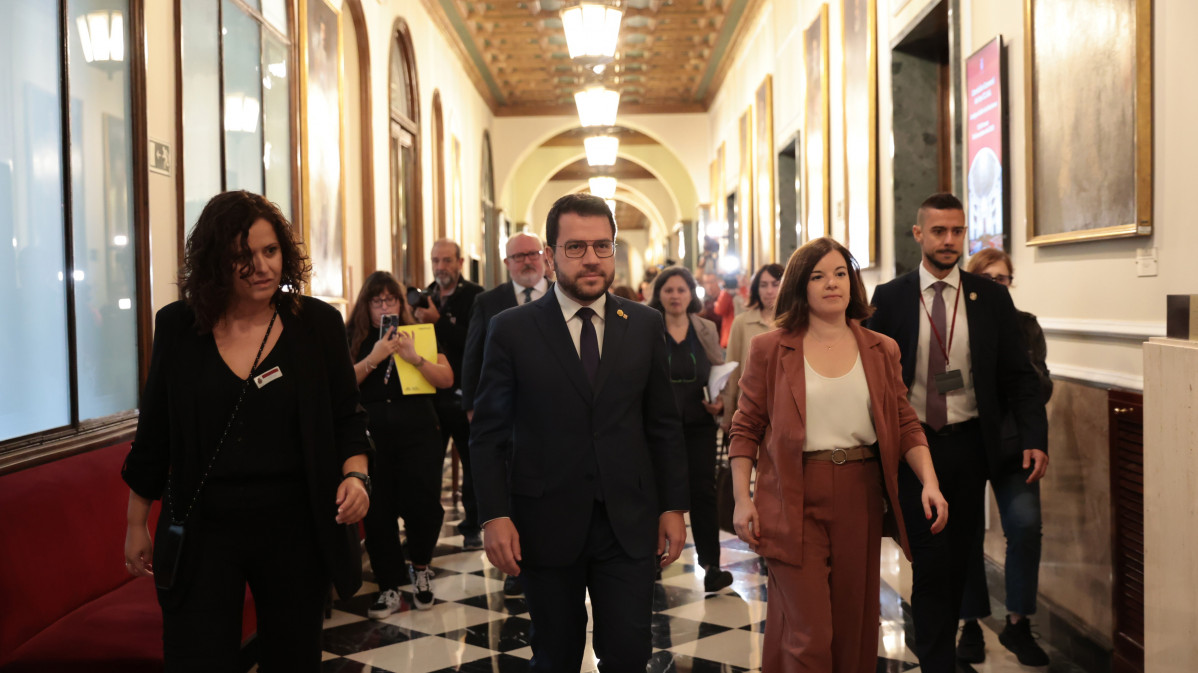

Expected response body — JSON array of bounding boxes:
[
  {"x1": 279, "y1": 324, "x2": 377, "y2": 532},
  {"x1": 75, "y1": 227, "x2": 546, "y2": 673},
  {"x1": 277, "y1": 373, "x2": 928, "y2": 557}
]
[
  {"x1": 389, "y1": 39, "x2": 411, "y2": 121},
  {"x1": 241, "y1": 0, "x2": 261, "y2": 11},
  {"x1": 181, "y1": 0, "x2": 222, "y2": 239},
  {"x1": 67, "y1": 0, "x2": 139, "y2": 422},
  {"x1": 262, "y1": 30, "x2": 291, "y2": 221},
  {"x1": 0, "y1": 3, "x2": 71, "y2": 441},
  {"x1": 262, "y1": 0, "x2": 288, "y2": 36},
  {"x1": 222, "y1": 1, "x2": 264, "y2": 194}
]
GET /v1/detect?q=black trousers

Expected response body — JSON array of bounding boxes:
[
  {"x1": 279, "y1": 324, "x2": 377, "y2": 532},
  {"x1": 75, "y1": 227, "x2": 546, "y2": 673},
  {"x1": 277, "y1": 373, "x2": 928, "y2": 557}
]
[
  {"x1": 160, "y1": 497, "x2": 327, "y2": 673},
  {"x1": 436, "y1": 397, "x2": 479, "y2": 535},
  {"x1": 364, "y1": 402, "x2": 445, "y2": 584},
  {"x1": 684, "y1": 423, "x2": 720, "y2": 569},
  {"x1": 897, "y1": 420, "x2": 987, "y2": 673},
  {"x1": 520, "y1": 502, "x2": 656, "y2": 673}
]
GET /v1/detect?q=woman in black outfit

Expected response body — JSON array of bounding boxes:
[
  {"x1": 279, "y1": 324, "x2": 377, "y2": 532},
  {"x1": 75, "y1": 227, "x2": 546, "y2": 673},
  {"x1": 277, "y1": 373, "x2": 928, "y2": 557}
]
[
  {"x1": 121, "y1": 191, "x2": 373, "y2": 672},
  {"x1": 348, "y1": 271, "x2": 454, "y2": 616},
  {"x1": 649, "y1": 266, "x2": 734, "y2": 592}
]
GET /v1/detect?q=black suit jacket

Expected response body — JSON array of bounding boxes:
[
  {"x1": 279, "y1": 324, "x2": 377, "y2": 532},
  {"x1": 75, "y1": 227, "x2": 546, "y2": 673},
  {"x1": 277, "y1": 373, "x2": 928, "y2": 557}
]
[
  {"x1": 469, "y1": 291, "x2": 689, "y2": 566},
  {"x1": 866, "y1": 270, "x2": 1048, "y2": 476},
  {"x1": 427, "y1": 278, "x2": 484, "y2": 393},
  {"x1": 461, "y1": 282, "x2": 520, "y2": 412}
]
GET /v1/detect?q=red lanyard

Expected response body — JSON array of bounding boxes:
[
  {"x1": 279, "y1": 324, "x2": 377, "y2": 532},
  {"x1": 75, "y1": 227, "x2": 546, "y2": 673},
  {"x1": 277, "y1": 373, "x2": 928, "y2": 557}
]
[{"x1": 918, "y1": 281, "x2": 961, "y2": 364}]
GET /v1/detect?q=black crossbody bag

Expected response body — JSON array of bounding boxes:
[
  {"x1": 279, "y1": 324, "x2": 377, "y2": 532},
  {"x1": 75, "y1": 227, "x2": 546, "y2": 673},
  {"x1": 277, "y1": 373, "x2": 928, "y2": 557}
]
[{"x1": 156, "y1": 311, "x2": 278, "y2": 590}]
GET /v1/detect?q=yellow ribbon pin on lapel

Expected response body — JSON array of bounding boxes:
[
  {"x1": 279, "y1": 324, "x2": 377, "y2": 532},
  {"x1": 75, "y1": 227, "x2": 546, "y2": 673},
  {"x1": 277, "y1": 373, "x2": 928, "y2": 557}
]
[{"x1": 617, "y1": 309, "x2": 628, "y2": 319}]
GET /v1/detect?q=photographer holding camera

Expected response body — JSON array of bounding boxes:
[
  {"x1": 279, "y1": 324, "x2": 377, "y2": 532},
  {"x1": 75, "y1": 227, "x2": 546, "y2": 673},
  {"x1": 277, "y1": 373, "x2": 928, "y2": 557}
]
[{"x1": 416, "y1": 239, "x2": 484, "y2": 547}]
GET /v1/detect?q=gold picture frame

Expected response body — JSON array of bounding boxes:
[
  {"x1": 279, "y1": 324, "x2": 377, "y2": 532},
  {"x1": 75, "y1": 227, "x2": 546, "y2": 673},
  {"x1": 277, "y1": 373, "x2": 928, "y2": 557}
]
[
  {"x1": 755, "y1": 75, "x2": 776, "y2": 265},
  {"x1": 842, "y1": 0, "x2": 877, "y2": 266},
  {"x1": 1024, "y1": 0, "x2": 1152, "y2": 245},
  {"x1": 737, "y1": 107, "x2": 755, "y2": 271},
  {"x1": 300, "y1": 0, "x2": 348, "y2": 300},
  {"x1": 803, "y1": 4, "x2": 830, "y2": 241}
]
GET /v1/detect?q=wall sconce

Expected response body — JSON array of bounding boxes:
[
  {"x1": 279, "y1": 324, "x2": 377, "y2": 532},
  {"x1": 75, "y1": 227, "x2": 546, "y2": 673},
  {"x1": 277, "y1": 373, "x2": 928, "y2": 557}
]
[{"x1": 76, "y1": 11, "x2": 124, "y2": 63}]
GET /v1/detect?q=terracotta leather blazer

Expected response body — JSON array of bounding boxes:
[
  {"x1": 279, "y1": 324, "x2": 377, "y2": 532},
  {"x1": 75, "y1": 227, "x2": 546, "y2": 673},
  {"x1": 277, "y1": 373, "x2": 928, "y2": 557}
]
[{"x1": 728, "y1": 321, "x2": 927, "y2": 566}]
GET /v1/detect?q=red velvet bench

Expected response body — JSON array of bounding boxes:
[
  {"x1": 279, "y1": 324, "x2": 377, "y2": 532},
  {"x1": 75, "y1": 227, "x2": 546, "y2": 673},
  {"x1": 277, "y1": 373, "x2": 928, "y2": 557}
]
[{"x1": 0, "y1": 442, "x2": 255, "y2": 672}]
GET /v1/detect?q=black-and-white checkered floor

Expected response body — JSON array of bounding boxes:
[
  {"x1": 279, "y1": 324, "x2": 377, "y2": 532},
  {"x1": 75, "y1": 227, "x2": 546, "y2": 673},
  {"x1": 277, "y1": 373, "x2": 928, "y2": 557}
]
[{"x1": 316, "y1": 473, "x2": 1087, "y2": 672}]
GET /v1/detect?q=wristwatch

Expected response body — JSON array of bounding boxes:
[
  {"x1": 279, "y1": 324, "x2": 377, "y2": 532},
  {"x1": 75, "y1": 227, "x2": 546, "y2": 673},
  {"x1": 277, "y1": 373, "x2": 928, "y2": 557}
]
[{"x1": 342, "y1": 471, "x2": 372, "y2": 497}]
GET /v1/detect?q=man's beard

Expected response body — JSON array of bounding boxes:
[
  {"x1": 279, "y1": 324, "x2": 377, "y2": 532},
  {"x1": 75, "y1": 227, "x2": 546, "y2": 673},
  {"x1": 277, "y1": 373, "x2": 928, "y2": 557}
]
[
  {"x1": 559, "y1": 266, "x2": 614, "y2": 302},
  {"x1": 924, "y1": 249, "x2": 960, "y2": 271},
  {"x1": 435, "y1": 271, "x2": 457, "y2": 289}
]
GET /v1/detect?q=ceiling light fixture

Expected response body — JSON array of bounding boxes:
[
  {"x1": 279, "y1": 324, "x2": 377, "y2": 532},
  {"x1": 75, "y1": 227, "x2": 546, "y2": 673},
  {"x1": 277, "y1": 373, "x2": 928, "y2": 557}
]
[
  {"x1": 584, "y1": 135, "x2": 619, "y2": 166},
  {"x1": 561, "y1": 2, "x2": 623, "y2": 66},
  {"x1": 589, "y1": 176, "x2": 617, "y2": 199},
  {"x1": 574, "y1": 85, "x2": 620, "y2": 127},
  {"x1": 76, "y1": 11, "x2": 124, "y2": 63}
]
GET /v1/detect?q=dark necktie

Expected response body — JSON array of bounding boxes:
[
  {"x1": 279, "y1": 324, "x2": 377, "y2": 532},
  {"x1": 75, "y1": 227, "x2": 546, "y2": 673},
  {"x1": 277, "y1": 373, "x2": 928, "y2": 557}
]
[
  {"x1": 522, "y1": 287, "x2": 533, "y2": 304},
  {"x1": 576, "y1": 307, "x2": 599, "y2": 386},
  {"x1": 926, "y1": 281, "x2": 948, "y2": 430}
]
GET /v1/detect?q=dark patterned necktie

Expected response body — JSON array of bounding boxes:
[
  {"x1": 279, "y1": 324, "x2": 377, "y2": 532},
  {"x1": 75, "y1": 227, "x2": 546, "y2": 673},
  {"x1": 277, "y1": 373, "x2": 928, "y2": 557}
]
[
  {"x1": 576, "y1": 307, "x2": 599, "y2": 386},
  {"x1": 926, "y1": 281, "x2": 948, "y2": 430},
  {"x1": 522, "y1": 287, "x2": 533, "y2": 304}
]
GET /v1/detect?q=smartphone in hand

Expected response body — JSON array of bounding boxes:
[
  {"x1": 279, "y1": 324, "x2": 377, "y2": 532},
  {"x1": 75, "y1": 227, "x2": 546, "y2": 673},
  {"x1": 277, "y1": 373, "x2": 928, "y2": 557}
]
[{"x1": 380, "y1": 314, "x2": 401, "y2": 339}]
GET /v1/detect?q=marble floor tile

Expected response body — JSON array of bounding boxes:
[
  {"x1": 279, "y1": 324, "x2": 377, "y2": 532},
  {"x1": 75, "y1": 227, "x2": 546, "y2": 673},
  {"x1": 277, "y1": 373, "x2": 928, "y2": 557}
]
[
  {"x1": 343, "y1": 635, "x2": 494, "y2": 673},
  {"x1": 664, "y1": 626, "x2": 766, "y2": 670}
]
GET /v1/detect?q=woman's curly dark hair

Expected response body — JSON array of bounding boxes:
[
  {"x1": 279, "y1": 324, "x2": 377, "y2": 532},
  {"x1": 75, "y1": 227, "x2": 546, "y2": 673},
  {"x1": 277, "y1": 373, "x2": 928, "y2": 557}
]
[
  {"x1": 347, "y1": 271, "x2": 415, "y2": 357},
  {"x1": 178, "y1": 190, "x2": 310, "y2": 332}
]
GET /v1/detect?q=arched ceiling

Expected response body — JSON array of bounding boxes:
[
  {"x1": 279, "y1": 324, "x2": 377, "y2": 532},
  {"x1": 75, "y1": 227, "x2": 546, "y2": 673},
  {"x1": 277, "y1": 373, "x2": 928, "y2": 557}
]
[{"x1": 421, "y1": 0, "x2": 763, "y2": 115}]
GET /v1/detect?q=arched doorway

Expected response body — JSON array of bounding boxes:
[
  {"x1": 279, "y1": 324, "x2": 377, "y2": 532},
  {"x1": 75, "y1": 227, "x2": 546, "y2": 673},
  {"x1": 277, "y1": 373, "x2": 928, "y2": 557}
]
[
  {"x1": 480, "y1": 131, "x2": 500, "y2": 286},
  {"x1": 389, "y1": 20, "x2": 422, "y2": 286},
  {"x1": 431, "y1": 91, "x2": 446, "y2": 242}
]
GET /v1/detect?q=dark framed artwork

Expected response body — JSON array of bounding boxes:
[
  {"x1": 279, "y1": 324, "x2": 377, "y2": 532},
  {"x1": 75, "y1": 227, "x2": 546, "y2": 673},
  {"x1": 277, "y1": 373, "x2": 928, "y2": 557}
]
[
  {"x1": 1024, "y1": 0, "x2": 1152, "y2": 245},
  {"x1": 803, "y1": 4, "x2": 830, "y2": 241},
  {"x1": 301, "y1": 0, "x2": 346, "y2": 299},
  {"x1": 754, "y1": 75, "x2": 775, "y2": 265},
  {"x1": 842, "y1": 0, "x2": 877, "y2": 266},
  {"x1": 966, "y1": 36, "x2": 1008, "y2": 254}
]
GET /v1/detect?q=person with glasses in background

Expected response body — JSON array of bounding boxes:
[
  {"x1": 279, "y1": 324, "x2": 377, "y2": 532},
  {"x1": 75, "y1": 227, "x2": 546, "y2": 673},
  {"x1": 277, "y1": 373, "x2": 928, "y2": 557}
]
[
  {"x1": 471, "y1": 193, "x2": 688, "y2": 673},
  {"x1": 648, "y1": 266, "x2": 735, "y2": 592},
  {"x1": 954, "y1": 248, "x2": 1053, "y2": 666},
  {"x1": 347, "y1": 271, "x2": 454, "y2": 617}
]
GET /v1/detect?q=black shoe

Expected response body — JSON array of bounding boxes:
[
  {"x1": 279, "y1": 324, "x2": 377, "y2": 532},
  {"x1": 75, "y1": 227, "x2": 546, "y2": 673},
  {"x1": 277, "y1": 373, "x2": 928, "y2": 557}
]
[
  {"x1": 461, "y1": 530, "x2": 483, "y2": 550},
  {"x1": 502, "y1": 574, "x2": 523, "y2": 597},
  {"x1": 367, "y1": 588, "x2": 402, "y2": 619},
  {"x1": 702, "y1": 565, "x2": 734, "y2": 592},
  {"x1": 956, "y1": 619, "x2": 985, "y2": 663},
  {"x1": 998, "y1": 616, "x2": 1049, "y2": 666}
]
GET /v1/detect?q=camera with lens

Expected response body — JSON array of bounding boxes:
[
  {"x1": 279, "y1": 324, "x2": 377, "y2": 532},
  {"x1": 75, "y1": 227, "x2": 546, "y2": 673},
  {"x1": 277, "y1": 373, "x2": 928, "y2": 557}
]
[{"x1": 407, "y1": 287, "x2": 431, "y2": 309}]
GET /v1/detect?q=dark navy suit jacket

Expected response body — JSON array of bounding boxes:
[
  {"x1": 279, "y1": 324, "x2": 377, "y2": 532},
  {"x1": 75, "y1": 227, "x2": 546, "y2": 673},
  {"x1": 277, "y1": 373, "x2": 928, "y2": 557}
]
[
  {"x1": 469, "y1": 290, "x2": 689, "y2": 566},
  {"x1": 866, "y1": 270, "x2": 1048, "y2": 476},
  {"x1": 461, "y1": 282, "x2": 521, "y2": 412}
]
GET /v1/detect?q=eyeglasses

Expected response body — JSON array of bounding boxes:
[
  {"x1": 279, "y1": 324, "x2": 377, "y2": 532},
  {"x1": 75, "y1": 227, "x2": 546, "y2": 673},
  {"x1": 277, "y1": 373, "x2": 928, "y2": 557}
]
[
  {"x1": 981, "y1": 273, "x2": 1013, "y2": 286},
  {"x1": 370, "y1": 295, "x2": 400, "y2": 309},
  {"x1": 668, "y1": 351, "x2": 697, "y2": 383},
  {"x1": 506, "y1": 250, "x2": 542, "y2": 263},
  {"x1": 556, "y1": 240, "x2": 616, "y2": 259}
]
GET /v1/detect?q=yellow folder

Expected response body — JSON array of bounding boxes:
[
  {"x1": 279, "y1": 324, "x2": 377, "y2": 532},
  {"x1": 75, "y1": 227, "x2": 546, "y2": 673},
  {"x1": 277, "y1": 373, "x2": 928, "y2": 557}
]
[{"x1": 390, "y1": 323, "x2": 438, "y2": 395}]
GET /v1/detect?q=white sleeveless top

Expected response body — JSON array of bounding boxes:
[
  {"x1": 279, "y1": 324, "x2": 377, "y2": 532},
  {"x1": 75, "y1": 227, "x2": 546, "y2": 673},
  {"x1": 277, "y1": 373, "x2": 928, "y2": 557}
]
[{"x1": 803, "y1": 354, "x2": 878, "y2": 452}]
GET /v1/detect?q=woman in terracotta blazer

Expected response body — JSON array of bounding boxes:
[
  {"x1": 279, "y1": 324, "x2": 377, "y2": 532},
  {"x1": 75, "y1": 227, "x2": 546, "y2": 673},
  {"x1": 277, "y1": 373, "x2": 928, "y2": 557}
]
[{"x1": 729, "y1": 237, "x2": 948, "y2": 672}]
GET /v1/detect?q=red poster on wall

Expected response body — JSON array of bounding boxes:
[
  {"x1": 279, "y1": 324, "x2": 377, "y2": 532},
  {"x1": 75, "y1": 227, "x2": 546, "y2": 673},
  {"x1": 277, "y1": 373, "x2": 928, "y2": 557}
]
[{"x1": 966, "y1": 36, "x2": 1007, "y2": 254}]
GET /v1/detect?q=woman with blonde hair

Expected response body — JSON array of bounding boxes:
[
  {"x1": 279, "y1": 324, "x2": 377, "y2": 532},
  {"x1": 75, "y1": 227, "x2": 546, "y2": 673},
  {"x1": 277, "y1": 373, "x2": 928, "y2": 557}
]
[{"x1": 730, "y1": 237, "x2": 948, "y2": 671}]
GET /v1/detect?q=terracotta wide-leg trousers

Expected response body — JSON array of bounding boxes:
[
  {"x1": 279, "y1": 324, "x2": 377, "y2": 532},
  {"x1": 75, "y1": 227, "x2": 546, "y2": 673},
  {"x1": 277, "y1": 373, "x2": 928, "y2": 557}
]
[{"x1": 762, "y1": 459, "x2": 885, "y2": 673}]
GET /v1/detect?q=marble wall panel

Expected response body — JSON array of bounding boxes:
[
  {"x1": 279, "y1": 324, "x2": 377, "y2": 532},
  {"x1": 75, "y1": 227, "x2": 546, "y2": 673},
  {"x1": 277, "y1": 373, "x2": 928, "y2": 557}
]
[{"x1": 889, "y1": 51, "x2": 941, "y2": 275}]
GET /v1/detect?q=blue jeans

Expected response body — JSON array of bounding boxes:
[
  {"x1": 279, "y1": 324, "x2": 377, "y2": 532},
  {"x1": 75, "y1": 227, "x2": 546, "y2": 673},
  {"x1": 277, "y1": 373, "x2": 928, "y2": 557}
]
[{"x1": 960, "y1": 461, "x2": 1043, "y2": 619}]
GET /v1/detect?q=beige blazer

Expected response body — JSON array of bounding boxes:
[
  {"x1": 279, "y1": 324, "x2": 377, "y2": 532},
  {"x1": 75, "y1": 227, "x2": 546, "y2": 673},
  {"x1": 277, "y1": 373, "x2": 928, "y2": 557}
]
[{"x1": 728, "y1": 321, "x2": 927, "y2": 566}]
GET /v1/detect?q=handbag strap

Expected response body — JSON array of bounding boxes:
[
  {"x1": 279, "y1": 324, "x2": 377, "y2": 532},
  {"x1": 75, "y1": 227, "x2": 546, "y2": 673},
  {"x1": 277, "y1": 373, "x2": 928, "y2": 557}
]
[{"x1": 167, "y1": 309, "x2": 278, "y2": 526}]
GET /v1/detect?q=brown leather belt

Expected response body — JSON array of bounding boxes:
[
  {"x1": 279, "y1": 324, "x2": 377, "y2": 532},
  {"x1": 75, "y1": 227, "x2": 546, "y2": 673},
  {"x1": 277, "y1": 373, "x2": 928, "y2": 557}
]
[{"x1": 803, "y1": 444, "x2": 879, "y2": 464}]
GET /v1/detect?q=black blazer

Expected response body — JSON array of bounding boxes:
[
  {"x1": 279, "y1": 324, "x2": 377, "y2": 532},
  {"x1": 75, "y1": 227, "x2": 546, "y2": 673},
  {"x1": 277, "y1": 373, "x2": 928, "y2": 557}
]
[
  {"x1": 122, "y1": 296, "x2": 372, "y2": 599},
  {"x1": 461, "y1": 282, "x2": 520, "y2": 412},
  {"x1": 866, "y1": 270, "x2": 1048, "y2": 476},
  {"x1": 426, "y1": 278, "x2": 484, "y2": 393},
  {"x1": 469, "y1": 291, "x2": 689, "y2": 566}
]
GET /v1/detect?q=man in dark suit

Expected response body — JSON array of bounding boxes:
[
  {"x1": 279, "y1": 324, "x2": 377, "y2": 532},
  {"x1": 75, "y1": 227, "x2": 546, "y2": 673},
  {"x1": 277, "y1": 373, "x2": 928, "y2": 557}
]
[
  {"x1": 866, "y1": 193, "x2": 1049, "y2": 673},
  {"x1": 416, "y1": 239, "x2": 485, "y2": 549},
  {"x1": 471, "y1": 193, "x2": 689, "y2": 673},
  {"x1": 460, "y1": 231, "x2": 549, "y2": 591}
]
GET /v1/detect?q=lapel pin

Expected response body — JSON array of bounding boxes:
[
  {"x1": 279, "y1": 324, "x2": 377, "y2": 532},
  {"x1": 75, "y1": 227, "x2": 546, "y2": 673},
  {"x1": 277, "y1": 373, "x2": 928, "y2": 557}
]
[
  {"x1": 969, "y1": 292, "x2": 977, "y2": 301},
  {"x1": 617, "y1": 309, "x2": 628, "y2": 320}
]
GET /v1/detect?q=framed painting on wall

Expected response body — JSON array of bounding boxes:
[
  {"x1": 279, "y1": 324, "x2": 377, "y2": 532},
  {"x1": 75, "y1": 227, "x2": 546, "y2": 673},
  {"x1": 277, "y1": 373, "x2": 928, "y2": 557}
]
[
  {"x1": 1024, "y1": 0, "x2": 1151, "y2": 245},
  {"x1": 301, "y1": 0, "x2": 347, "y2": 300},
  {"x1": 737, "y1": 107, "x2": 755, "y2": 272},
  {"x1": 842, "y1": 0, "x2": 877, "y2": 267},
  {"x1": 803, "y1": 4, "x2": 830, "y2": 242},
  {"x1": 754, "y1": 75, "x2": 775, "y2": 266}
]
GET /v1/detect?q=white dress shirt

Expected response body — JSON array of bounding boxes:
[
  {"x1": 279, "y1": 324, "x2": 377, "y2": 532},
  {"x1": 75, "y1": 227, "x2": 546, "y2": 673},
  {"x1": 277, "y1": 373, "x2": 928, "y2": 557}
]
[
  {"x1": 909, "y1": 264, "x2": 978, "y2": 425},
  {"x1": 512, "y1": 277, "x2": 549, "y2": 305},
  {"x1": 555, "y1": 283, "x2": 607, "y2": 358}
]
